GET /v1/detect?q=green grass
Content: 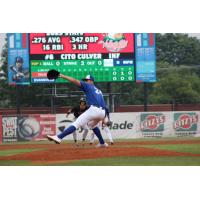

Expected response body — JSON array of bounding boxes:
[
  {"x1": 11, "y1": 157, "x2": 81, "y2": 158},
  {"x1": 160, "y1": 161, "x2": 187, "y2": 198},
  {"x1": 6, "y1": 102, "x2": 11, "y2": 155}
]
[
  {"x1": 2, "y1": 156, "x2": 200, "y2": 166},
  {"x1": 0, "y1": 160, "x2": 31, "y2": 166},
  {"x1": 0, "y1": 148, "x2": 45, "y2": 156},
  {"x1": 49, "y1": 156, "x2": 200, "y2": 166}
]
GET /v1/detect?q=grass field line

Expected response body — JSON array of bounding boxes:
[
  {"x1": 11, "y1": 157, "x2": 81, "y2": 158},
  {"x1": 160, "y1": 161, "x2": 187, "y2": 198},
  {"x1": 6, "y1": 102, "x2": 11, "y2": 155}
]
[{"x1": 0, "y1": 148, "x2": 46, "y2": 156}]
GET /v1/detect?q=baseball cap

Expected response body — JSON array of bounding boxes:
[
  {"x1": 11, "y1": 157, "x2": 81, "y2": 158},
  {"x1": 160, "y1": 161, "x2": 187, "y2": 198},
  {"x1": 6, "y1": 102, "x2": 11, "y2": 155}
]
[
  {"x1": 80, "y1": 97, "x2": 86, "y2": 104},
  {"x1": 15, "y1": 56, "x2": 23, "y2": 63},
  {"x1": 82, "y1": 75, "x2": 95, "y2": 82}
]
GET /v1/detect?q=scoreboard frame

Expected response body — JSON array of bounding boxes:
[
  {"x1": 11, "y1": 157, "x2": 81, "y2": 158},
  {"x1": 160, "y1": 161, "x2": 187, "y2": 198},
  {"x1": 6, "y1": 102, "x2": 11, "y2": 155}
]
[
  {"x1": 29, "y1": 33, "x2": 136, "y2": 83},
  {"x1": 7, "y1": 33, "x2": 156, "y2": 85}
]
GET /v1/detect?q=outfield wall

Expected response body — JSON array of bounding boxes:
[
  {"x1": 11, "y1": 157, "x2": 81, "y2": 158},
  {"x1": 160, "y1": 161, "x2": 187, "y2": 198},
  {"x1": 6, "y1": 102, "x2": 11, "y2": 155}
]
[
  {"x1": 0, "y1": 111, "x2": 200, "y2": 143},
  {"x1": 56, "y1": 112, "x2": 200, "y2": 140}
]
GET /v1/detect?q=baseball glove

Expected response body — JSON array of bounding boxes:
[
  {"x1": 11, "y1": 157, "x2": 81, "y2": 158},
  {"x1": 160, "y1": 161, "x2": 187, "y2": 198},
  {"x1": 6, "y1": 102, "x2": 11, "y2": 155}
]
[{"x1": 47, "y1": 69, "x2": 60, "y2": 80}]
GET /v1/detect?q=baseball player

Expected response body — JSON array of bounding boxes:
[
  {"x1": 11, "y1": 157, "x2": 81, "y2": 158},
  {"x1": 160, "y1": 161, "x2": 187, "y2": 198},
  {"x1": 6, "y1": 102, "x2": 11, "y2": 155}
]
[
  {"x1": 46, "y1": 71, "x2": 108, "y2": 147},
  {"x1": 10, "y1": 56, "x2": 29, "y2": 83},
  {"x1": 66, "y1": 98, "x2": 90, "y2": 146},
  {"x1": 67, "y1": 98, "x2": 113, "y2": 145}
]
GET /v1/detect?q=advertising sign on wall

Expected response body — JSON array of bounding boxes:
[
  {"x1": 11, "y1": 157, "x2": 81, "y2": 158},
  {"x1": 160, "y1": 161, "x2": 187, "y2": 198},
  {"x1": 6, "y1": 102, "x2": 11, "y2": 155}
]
[
  {"x1": 2, "y1": 117, "x2": 18, "y2": 142},
  {"x1": 140, "y1": 113, "x2": 166, "y2": 137},
  {"x1": 1, "y1": 112, "x2": 200, "y2": 143},
  {"x1": 7, "y1": 33, "x2": 30, "y2": 85},
  {"x1": 173, "y1": 112, "x2": 198, "y2": 137},
  {"x1": 17, "y1": 114, "x2": 56, "y2": 141}
]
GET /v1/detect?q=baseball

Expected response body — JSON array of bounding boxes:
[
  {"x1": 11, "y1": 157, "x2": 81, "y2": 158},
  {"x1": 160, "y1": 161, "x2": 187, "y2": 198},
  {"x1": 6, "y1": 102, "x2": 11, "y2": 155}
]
[{"x1": 19, "y1": 117, "x2": 40, "y2": 139}]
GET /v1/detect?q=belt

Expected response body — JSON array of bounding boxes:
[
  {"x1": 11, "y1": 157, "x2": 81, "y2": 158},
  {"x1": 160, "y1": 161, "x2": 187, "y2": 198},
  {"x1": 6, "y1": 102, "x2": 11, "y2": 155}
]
[{"x1": 91, "y1": 105, "x2": 105, "y2": 110}]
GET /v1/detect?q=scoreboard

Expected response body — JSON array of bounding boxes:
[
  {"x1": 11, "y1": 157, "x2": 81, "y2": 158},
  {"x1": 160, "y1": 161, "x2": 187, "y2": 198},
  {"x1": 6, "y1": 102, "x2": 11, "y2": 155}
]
[{"x1": 30, "y1": 33, "x2": 135, "y2": 83}]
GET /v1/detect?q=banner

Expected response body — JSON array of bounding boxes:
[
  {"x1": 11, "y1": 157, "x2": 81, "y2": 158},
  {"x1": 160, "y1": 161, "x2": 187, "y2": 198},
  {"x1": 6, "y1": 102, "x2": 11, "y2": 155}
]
[
  {"x1": 137, "y1": 112, "x2": 173, "y2": 138},
  {"x1": 140, "y1": 112, "x2": 166, "y2": 137},
  {"x1": 7, "y1": 33, "x2": 30, "y2": 85},
  {"x1": 106, "y1": 113, "x2": 136, "y2": 139},
  {"x1": 35, "y1": 114, "x2": 56, "y2": 140},
  {"x1": 56, "y1": 113, "x2": 137, "y2": 140},
  {"x1": 173, "y1": 112, "x2": 199, "y2": 137},
  {"x1": 17, "y1": 114, "x2": 56, "y2": 141},
  {"x1": 2, "y1": 116, "x2": 18, "y2": 142},
  {"x1": 1, "y1": 112, "x2": 200, "y2": 143},
  {"x1": 56, "y1": 111, "x2": 200, "y2": 140}
]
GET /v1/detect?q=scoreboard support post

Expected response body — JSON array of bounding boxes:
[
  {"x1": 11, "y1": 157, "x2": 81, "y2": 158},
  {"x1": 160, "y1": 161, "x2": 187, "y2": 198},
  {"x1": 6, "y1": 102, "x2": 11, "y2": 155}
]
[
  {"x1": 111, "y1": 95, "x2": 115, "y2": 112},
  {"x1": 107, "y1": 82, "x2": 113, "y2": 112},
  {"x1": 50, "y1": 85, "x2": 56, "y2": 114},
  {"x1": 16, "y1": 85, "x2": 21, "y2": 114},
  {"x1": 144, "y1": 82, "x2": 148, "y2": 112}
]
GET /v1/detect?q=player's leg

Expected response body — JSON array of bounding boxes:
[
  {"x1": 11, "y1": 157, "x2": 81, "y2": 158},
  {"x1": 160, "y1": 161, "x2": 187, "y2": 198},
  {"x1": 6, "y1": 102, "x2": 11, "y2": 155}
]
[
  {"x1": 82, "y1": 129, "x2": 88, "y2": 141},
  {"x1": 89, "y1": 122, "x2": 100, "y2": 144},
  {"x1": 103, "y1": 126, "x2": 114, "y2": 145},
  {"x1": 88, "y1": 119, "x2": 108, "y2": 147},
  {"x1": 72, "y1": 131, "x2": 78, "y2": 146},
  {"x1": 81, "y1": 126, "x2": 89, "y2": 146},
  {"x1": 47, "y1": 106, "x2": 105, "y2": 144},
  {"x1": 47, "y1": 110, "x2": 91, "y2": 143},
  {"x1": 75, "y1": 107, "x2": 107, "y2": 146},
  {"x1": 46, "y1": 125, "x2": 76, "y2": 144},
  {"x1": 89, "y1": 132, "x2": 95, "y2": 144},
  {"x1": 93, "y1": 127, "x2": 107, "y2": 146}
]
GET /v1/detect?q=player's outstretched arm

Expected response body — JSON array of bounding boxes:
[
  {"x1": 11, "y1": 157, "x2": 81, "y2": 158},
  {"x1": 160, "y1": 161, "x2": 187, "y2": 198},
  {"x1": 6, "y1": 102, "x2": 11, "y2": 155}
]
[
  {"x1": 59, "y1": 73, "x2": 81, "y2": 87},
  {"x1": 47, "y1": 69, "x2": 81, "y2": 87}
]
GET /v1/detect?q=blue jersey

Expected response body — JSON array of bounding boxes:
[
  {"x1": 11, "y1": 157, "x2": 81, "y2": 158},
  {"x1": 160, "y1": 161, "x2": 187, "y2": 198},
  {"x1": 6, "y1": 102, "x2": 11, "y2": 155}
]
[{"x1": 79, "y1": 81, "x2": 106, "y2": 108}]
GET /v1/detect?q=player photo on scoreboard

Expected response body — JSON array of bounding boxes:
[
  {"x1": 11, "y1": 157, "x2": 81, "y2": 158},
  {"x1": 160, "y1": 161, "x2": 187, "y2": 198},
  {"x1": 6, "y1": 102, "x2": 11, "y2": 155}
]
[{"x1": 7, "y1": 33, "x2": 30, "y2": 85}]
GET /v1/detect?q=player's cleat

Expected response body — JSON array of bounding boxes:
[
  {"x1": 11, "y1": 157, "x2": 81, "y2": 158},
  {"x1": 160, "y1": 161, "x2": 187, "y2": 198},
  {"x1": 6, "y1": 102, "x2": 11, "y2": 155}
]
[
  {"x1": 73, "y1": 141, "x2": 79, "y2": 147},
  {"x1": 89, "y1": 142, "x2": 93, "y2": 145},
  {"x1": 46, "y1": 135, "x2": 61, "y2": 144},
  {"x1": 96, "y1": 143, "x2": 108, "y2": 148},
  {"x1": 81, "y1": 140, "x2": 85, "y2": 147},
  {"x1": 72, "y1": 139, "x2": 79, "y2": 147},
  {"x1": 110, "y1": 142, "x2": 114, "y2": 145}
]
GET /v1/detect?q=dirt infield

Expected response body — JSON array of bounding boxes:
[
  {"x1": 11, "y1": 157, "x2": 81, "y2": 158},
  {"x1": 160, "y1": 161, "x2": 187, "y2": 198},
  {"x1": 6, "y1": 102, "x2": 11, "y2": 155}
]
[{"x1": 0, "y1": 139, "x2": 200, "y2": 165}]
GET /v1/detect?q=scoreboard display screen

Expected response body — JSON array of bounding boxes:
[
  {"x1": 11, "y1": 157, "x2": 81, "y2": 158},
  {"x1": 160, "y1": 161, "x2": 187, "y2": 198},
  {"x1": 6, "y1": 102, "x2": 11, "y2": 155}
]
[
  {"x1": 30, "y1": 33, "x2": 135, "y2": 83},
  {"x1": 135, "y1": 33, "x2": 156, "y2": 82}
]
